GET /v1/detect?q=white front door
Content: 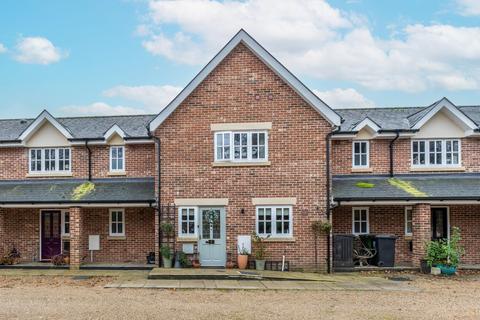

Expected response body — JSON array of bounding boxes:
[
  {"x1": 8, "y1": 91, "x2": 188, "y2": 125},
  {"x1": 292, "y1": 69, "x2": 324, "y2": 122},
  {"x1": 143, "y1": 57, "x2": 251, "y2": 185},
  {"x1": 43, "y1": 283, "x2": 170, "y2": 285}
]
[{"x1": 198, "y1": 207, "x2": 226, "y2": 267}]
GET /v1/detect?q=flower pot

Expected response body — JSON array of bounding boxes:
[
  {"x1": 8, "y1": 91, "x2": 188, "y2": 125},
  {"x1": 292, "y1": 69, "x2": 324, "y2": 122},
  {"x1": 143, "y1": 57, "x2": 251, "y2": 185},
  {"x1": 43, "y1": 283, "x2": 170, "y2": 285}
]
[
  {"x1": 420, "y1": 259, "x2": 431, "y2": 274},
  {"x1": 255, "y1": 260, "x2": 266, "y2": 271},
  {"x1": 226, "y1": 261, "x2": 235, "y2": 269},
  {"x1": 192, "y1": 260, "x2": 201, "y2": 268},
  {"x1": 162, "y1": 257, "x2": 172, "y2": 268},
  {"x1": 438, "y1": 264, "x2": 457, "y2": 276},
  {"x1": 237, "y1": 255, "x2": 249, "y2": 269}
]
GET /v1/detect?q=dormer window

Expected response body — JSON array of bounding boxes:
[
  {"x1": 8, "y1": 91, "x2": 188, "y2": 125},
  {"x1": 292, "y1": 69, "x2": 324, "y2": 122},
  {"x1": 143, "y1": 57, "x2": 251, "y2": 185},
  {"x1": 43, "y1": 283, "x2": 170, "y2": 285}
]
[
  {"x1": 110, "y1": 146, "x2": 125, "y2": 172},
  {"x1": 29, "y1": 148, "x2": 71, "y2": 173},
  {"x1": 412, "y1": 139, "x2": 460, "y2": 167},
  {"x1": 214, "y1": 131, "x2": 268, "y2": 163}
]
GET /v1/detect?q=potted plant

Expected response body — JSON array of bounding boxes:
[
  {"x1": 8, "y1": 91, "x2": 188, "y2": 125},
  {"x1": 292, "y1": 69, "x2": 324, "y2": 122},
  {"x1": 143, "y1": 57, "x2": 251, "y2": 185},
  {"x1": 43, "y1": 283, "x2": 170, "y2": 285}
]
[
  {"x1": 237, "y1": 245, "x2": 249, "y2": 269},
  {"x1": 226, "y1": 252, "x2": 235, "y2": 269},
  {"x1": 160, "y1": 221, "x2": 175, "y2": 238},
  {"x1": 425, "y1": 227, "x2": 464, "y2": 275},
  {"x1": 160, "y1": 245, "x2": 173, "y2": 268},
  {"x1": 252, "y1": 232, "x2": 269, "y2": 271},
  {"x1": 178, "y1": 251, "x2": 191, "y2": 268}
]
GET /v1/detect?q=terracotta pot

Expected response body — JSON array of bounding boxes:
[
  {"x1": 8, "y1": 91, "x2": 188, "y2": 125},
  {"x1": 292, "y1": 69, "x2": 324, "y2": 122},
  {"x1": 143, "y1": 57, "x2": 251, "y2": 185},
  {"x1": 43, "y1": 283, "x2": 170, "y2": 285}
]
[
  {"x1": 226, "y1": 261, "x2": 235, "y2": 269},
  {"x1": 237, "y1": 255, "x2": 249, "y2": 269},
  {"x1": 192, "y1": 260, "x2": 201, "y2": 268}
]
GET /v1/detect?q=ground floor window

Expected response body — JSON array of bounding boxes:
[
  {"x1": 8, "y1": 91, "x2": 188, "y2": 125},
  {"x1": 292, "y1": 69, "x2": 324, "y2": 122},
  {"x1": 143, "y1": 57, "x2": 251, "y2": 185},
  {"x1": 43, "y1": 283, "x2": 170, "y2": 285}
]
[
  {"x1": 109, "y1": 209, "x2": 125, "y2": 236},
  {"x1": 178, "y1": 207, "x2": 197, "y2": 237},
  {"x1": 352, "y1": 207, "x2": 369, "y2": 235},
  {"x1": 256, "y1": 206, "x2": 292, "y2": 237},
  {"x1": 405, "y1": 207, "x2": 413, "y2": 236},
  {"x1": 61, "y1": 211, "x2": 70, "y2": 236}
]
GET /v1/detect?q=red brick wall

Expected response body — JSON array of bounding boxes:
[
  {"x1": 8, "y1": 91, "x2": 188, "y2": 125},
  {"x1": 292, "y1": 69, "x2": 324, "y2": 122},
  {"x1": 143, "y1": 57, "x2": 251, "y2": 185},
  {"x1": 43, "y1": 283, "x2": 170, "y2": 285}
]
[
  {"x1": 0, "y1": 144, "x2": 154, "y2": 180},
  {"x1": 155, "y1": 43, "x2": 331, "y2": 270},
  {"x1": 332, "y1": 206, "x2": 413, "y2": 264},
  {"x1": 0, "y1": 207, "x2": 155, "y2": 264},
  {"x1": 332, "y1": 137, "x2": 480, "y2": 176},
  {"x1": 80, "y1": 207, "x2": 155, "y2": 264},
  {"x1": 450, "y1": 205, "x2": 480, "y2": 264}
]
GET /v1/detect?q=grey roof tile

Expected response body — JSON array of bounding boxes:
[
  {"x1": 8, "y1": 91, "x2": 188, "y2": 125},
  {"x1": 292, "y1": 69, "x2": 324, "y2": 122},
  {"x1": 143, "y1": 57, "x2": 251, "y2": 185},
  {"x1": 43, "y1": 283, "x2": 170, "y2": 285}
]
[
  {"x1": 333, "y1": 174, "x2": 480, "y2": 201},
  {"x1": 0, "y1": 114, "x2": 156, "y2": 142},
  {"x1": 0, "y1": 178, "x2": 155, "y2": 203}
]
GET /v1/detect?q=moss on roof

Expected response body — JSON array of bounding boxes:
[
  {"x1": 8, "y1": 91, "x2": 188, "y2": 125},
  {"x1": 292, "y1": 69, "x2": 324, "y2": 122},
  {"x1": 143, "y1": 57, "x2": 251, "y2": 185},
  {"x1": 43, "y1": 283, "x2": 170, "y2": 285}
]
[
  {"x1": 355, "y1": 181, "x2": 375, "y2": 188},
  {"x1": 71, "y1": 182, "x2": 95, "y2": 201},
  {"x1": 388, "y1": 178, "x2": 427, "y2": 197}
]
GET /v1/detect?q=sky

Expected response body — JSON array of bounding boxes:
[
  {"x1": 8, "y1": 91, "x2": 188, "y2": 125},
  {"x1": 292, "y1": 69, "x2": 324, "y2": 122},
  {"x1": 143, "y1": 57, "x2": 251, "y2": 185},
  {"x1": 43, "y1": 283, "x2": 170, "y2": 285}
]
[{"x1": 1, "y1": 0, "x2": 480, "y2": 119}]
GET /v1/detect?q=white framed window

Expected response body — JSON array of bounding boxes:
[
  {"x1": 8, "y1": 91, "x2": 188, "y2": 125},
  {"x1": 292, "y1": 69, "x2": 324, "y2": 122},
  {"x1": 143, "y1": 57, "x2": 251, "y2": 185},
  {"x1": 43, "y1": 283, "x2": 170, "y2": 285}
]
[
  {"x1": 109, "y1": 209, "x2": 125, "y2": 237},
  {"x1": 411, "y1": 139, "x2": 460, "y2": 167},
  {"x1": 352, "y1": 141, "x2": 369, "y2": 168},
  {"x1": 256, "y1": 206, "x2": 292, "y2": 237},
  {"x1": 29, "y1": 148, "x2": 71, "y2": 173},
  {"x1": 214, "y1": 131, "x2": 268, "y2": 162},
  {"x1": 178, "y1": 207, "x2": 197, "y2": 237},
  {"x1": 61, "y1": 211, "x2": 70, "y2": 236},
  {"x1": 352, "y1": 207, "x2": 369, "y2": 235},
  {"x1": 110, "y1": 146, "x2": 125, "y2": 172},
  {"x1": 405, "y1": 207, "x2": 413, "y2": 236}
]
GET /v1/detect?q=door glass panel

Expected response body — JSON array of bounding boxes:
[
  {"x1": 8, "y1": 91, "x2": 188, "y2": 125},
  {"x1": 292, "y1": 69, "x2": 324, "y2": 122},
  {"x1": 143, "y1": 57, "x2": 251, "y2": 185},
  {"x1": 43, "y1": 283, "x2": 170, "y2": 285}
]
[
  {"x1": 202, "y1": 210, "x2": 210, "y2": 239},
  {"x1": 211, "y1": 210, "x2": 220, "y2": 239},
  {"x1": 52, "y1": 213, "x2": 60, "y2": 237},
  {"x1": 44, "y1": 213, "x2": 51, "y2": 237}
]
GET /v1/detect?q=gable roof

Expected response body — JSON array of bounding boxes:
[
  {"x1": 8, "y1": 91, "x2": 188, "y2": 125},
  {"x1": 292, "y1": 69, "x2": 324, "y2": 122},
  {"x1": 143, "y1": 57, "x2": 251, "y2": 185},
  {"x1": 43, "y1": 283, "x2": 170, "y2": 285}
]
[
  {"x1": 149, "y1": 29, "x2": 342, "y2": 132},
  {"x1": 336, "y1": 98, "x2": 480, "y2": 133},
  {"x1": 0, "y1": 114, "x2": 155, "y2": 143},
  {"x1": 19, "y1": 110, "x2": 73, "y2": 142},
  {"x1": 351, "y1": 117, "x2": 381, "y2": 132},
  {"x1": 103, "y1": 124, "x2": 126, "y2": 140},
  {"x1": 409, "y1": 97, "x2": 477, "y2": 130}
]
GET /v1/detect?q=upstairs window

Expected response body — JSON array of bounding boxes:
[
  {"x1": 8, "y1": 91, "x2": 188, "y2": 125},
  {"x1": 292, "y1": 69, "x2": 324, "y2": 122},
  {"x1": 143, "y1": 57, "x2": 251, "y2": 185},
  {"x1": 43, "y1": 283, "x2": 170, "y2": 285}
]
[
  {"x1": 29, "y1": 148, "x2": 71, "y2": 173},
  {"x1": 352, "y1": 141, "x2": 369, "y2": 168},
  {"x1": 110, "y1": 146, "x2": 125, "y2": 172},
  {"x1": 412, "y1": 139, "x2": 460, "y2": 167},
  {"x1": 214, "y1": 131, "x2": 268, "y2": 162}
]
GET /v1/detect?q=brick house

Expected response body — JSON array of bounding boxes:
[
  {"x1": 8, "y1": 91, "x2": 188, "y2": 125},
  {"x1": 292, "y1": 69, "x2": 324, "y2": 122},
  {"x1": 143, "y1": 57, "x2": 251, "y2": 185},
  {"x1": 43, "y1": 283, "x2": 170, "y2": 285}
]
[{"x1": 1, "y1": 30, "x2": 479, "y2": 272}]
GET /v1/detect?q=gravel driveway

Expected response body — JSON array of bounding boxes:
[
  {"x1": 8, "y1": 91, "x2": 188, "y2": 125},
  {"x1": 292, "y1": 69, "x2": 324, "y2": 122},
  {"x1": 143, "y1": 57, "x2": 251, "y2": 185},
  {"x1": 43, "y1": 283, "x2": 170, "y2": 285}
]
[{"x1": 0, "y1": 274, "x2": 479, "y2": 319}]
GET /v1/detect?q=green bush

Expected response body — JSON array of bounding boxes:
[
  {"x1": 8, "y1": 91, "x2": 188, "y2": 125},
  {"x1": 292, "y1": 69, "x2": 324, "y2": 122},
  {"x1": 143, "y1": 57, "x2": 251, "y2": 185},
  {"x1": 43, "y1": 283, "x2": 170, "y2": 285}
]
[
  {"x1": 160, "y1": 245, "x2": 172, "y2": 259},
  {"x1": 425, "y1": 227, "x2": 464, "y2": 268}
]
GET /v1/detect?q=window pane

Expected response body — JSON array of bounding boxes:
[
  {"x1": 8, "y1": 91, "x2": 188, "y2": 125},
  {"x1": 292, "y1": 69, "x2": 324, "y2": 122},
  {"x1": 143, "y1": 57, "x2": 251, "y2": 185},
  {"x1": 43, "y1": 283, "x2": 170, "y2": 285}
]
[
  {"x1": 361, "y1": 142, "x2": 366, "y2": 153},
  {"x1": 354, "y1": 222, "x2": 360, "y2": 233},
  {"x1": 259, "y1": 133, "x2": 265, "y2": 145},
  {"x1": 117, "y1": 223, "x2": 123, "y2": 234}
]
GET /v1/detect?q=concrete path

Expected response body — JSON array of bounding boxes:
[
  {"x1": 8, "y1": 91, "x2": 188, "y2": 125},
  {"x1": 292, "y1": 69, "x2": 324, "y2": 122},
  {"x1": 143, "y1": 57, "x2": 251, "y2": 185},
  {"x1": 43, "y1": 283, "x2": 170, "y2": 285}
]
[{"x1": 106, "y1": 277, "x2": 420, "y2": 292}]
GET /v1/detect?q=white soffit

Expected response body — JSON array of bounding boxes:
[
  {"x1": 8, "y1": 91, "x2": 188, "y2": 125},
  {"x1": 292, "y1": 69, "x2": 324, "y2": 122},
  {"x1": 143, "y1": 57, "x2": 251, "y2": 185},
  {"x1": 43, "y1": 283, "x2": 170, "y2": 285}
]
[{"x1": 149, "y1": 29, "x2": 342, "y2": 132}]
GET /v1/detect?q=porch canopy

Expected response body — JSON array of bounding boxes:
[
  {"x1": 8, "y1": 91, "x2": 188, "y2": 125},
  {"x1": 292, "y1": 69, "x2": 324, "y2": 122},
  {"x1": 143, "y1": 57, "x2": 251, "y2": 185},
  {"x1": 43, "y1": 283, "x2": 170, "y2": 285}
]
[
  {"x1": 0, "y1": 178, "x2": 155, "y2": 206},
  {"x1": 333, "y1": 173, "x2": 480, "y2": 204}
]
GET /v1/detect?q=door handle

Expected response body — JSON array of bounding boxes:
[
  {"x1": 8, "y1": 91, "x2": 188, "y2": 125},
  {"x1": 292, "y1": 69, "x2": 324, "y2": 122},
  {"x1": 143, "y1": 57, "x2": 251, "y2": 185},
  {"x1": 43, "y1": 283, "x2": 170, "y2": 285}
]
[{"x1": 206, "y1": 240, "x2": 215, "y2": 245}]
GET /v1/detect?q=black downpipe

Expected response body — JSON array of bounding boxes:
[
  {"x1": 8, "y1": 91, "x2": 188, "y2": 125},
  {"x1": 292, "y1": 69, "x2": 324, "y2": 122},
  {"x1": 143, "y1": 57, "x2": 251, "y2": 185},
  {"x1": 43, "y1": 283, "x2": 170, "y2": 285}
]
[
  {"x1": 151, "y1": 133, "x2": 162, "y2": 267},
  {"x1": 325, "y1": 126, "x2": 339, "y2": 274},
  {"x1": 389, "y1": 131, "x2": 400, "y2": 177},
  {"x1": 85, "y1": 140, "x2": 92, "y2": 181}
]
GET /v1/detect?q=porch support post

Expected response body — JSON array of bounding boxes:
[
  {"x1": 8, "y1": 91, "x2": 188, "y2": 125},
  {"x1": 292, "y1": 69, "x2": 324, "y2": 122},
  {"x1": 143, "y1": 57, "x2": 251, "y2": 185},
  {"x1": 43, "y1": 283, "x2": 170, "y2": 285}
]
[
  {"x1": 0, "y1": 208, "x2": 5, "y2": 254},
  {"x1": 69, "y1": 207, "x2": 83, "y2": 270},
  {"x1": 155, "y1": 208, "x2": 160, "y2": 266},
  {"x1": 412, "y1": 203, "x2": 431, "y2": 267}
]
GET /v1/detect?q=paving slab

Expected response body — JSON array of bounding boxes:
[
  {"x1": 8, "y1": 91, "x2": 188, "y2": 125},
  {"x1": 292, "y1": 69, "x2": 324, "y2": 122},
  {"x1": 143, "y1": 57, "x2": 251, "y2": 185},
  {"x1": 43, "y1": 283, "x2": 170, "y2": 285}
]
[
  {"x1": 262, "y1": 281, "x2": 305, "y2": 290},
  {"x1": 144, "y1": 280, "x2": 180, "y2": 289},
  {"x1": 179, "y1": 280, "x2": 207, "y2": 289}
]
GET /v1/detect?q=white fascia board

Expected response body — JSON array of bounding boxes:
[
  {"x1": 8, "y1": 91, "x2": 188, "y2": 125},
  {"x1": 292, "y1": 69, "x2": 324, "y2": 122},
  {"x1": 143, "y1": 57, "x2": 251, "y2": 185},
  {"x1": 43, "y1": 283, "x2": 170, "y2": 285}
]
[
  {"x1": 19, "y1": 110, "x2": 73, "y2": 142},
  {"x1": 104, "y1": 124, "x2": 126, "y2": 140},
  {"x1": 412, "y1": 98, "x2": 477, "y2": 131},
  {"x1": 352, "y1": 117, "x2": 381, "y2": 132},
  {"x1": 149, "y1": 29, "x2": 341, "y2": 132}
]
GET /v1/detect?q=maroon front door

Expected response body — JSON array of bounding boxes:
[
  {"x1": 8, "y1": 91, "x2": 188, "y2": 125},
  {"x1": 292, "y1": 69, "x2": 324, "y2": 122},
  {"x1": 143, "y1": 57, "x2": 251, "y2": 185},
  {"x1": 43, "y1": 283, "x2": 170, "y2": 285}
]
[{"x1": 41, "y1": 211, "x2": 62, "y2": 260}]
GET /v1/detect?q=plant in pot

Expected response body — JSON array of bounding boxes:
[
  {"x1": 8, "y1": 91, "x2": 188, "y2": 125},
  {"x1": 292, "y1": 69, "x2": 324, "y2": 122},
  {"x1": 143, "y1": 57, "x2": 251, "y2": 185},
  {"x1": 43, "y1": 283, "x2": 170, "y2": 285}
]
[
  {"x1": 425, "y1": 227, "x2": 464, "y2": 276},
  {"x1": 160, "y1": 221, "x2": 175, "y2": 238},
  {"x1": 252, "y1": 232, "x2": 269, "y2": 271},
  {"x1": 160, "y1": 245, "x2": 173, "y2": 268},
  {"x1": 237, "y1": 245, "x2": 249, "y2": 270},
  {"x1": 178, "y1": 251, "x2": 192, "y2": 268},
  {"x1": 226, "y1": 252, "x2": 235, "y2": 269}
]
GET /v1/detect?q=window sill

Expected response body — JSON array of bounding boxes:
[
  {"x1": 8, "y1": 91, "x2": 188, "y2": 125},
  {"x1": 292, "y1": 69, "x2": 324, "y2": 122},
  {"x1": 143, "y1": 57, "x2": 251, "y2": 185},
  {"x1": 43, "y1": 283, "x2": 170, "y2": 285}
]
[
  {"x1": 405, "y1": 235, "x2": 413, "y2": 240},
  {"x1": 410, "y1": 166, "x2": 465, "y2": 172},
  {"x1": 351, "y1": 167, "x2": 373, "y2": 173},
  {"x1": 263, "y1": 237, "x2": 295, "y2": 243},
  {"x1": 62, "y1": 235, "x2": 70, "y2": 239},
  {"x1": 26, "y1": 172, "x2": 73, "y2": 178},
  {"x1": 107, "y1": 236, "x2": 126, "y2": 240},
  {"x1": 212, "y1": 161, "x2": 271, "y2": 167},
  {"x1": 177, "y1": 237, "x2": 198, "y2": 243},
  {"x1": 108, "y1": 171, "x2": 126, "y2": 176}
]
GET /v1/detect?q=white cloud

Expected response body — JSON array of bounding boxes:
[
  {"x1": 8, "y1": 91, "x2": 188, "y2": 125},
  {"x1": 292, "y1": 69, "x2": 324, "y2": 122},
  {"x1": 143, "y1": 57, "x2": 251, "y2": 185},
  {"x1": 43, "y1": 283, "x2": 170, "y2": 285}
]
[
  {"x1": 59, "y1": 102, "x2": 146, "y2": 116},
  {"x1": 314, "y1": 88, "x2": 375, "y2": 109},
  {"x1": 14, "y1": 37, "x2": 66, "y2": 65},
  {"x1": 103, "y1": 85, "x2": 182, "y2": 112},
  {"x1": 456, "y1": 0, "x2": 480, "y2": 15},
  {"x1": 0, "y1": 43, "x2": 6, "y2": 53},
  {"x1": 139, "y1": 0, "x2": 480, "y2": 92}
]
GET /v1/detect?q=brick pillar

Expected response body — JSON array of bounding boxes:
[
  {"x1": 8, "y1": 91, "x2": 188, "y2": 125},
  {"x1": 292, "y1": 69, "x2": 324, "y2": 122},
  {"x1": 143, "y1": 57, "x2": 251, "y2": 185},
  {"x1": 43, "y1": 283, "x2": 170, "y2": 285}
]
[
  {"x1": 69, "y1": 207, "x2": 83, "y2": 270},
  {"x1": 412, "y1": 203, "x2": 431, "y2": 267},
  {"x1": 0, "y1": 208, "x2": 5, "y2": 254}
]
